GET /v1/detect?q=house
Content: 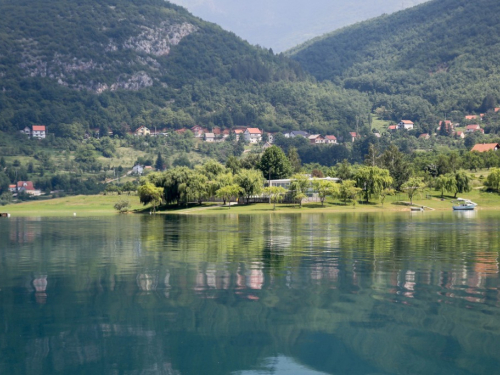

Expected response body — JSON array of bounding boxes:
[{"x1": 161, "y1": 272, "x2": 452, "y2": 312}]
[
  {"x1": 262, "y1": 142, "x2": 273, "y2": 150},
  {"x1": 212, "y1": 127, "x2": 222, "y2": 136},
  {"x1": 32, "y1": 125, "x2": 46, "y2": 139},
  {"x1": 466, "y1": 124, "x2": 481, "y2": 133},
  {"x1": 132, "y1": 165, "x2": 144, "y2": 175},
  {"x1": 266, "y1": 133, "x2": 275, "y2": 144},
  {"x1": 244, "y1": 128, "x2": 262, "y2": 144},
  {"x1": 455, "y1": 131, "x2": 465, "y2": 139},
  {"x1": 397, "y1": 120, "x2": 414, "y2": 130},
  {"x1": 135, "y1": 126, "x2": 150, "y2": 136},
  {"x1": 191, "y1": 125, "x2": 207, "y2": 138},
  {"x1": 20, "y1": 127, "x2": 31, "y2": 136},
  {"x1": 470, "y1": 143, "x2": 500, "y2": 152},
  {"x1": 349, "y1": 132, "x2": 358, "y2": 142},
  {"x1": 204, "y1": 133, "x2": 215, "y2": 142},
  {"x1": 465, "y1": 115, "x2": 478, "y2": 121},
  {"x1": 15, "y1": 181, "x2": 41, "y2": 195},
  {"x1": 234, "y1": 129, "x2": 244, "y2": 141},
  {"x1": 284, "y1": 130, "x2": 309, "y2": 138},
  {"x1": 308, "y1": 134, "x2": 325, "y2": 144},
  {"x1": 324, "y1": 135, "x2": 337, "y2": 144},
  {"x1": 495, "y1": 108, "x2": 500, "y2": 113},
  {"x1": 419, "y1": 133, "x2": 430, "y2": 139},
  {"x1": 388, "y1": 125, "x2": 398, "y2": 131},
  {"x1": 222, "y1": 129, "x2": 230, "y2": 139},
  {"x1": 8, "y1": 184, "x2": 16, "y2": 192}
]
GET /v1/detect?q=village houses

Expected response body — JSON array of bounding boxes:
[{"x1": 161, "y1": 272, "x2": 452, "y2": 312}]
[{"x1": 32, "y1": 125, "x2": 46, "y2": 139}]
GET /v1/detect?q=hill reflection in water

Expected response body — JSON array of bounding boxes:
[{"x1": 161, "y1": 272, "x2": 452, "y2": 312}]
[{"x1": 0, "y1": 212, "x2": 499, "y2": 375}]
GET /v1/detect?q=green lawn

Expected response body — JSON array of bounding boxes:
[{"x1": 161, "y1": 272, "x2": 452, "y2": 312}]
[{"x1": 2, "y1": 194, "x2": 143, "y2": 217}]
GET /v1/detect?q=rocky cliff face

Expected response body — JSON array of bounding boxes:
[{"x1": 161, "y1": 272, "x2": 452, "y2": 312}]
[{"x1": 17, "y1": 21, "x2": 197, "y2": 93}]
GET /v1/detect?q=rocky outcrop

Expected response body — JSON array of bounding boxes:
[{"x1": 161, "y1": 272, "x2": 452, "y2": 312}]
[
  {"x1": 16, "y1": 21, "x2": 197, "y2": 93},
  {"x1": 123, "y1": 22, "x2": 197, "y2": 57}
]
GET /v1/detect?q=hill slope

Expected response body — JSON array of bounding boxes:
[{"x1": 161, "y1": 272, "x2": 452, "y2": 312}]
[
  {"x1": 0, "y1": 0, "x2": 369, "y2": 136},
  {"x1": 289, "y1": 0, "x2": 500, "y2": 123}
]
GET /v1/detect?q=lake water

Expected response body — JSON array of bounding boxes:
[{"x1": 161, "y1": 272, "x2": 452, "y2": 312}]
[{"x1": 1, "y1": 212, "x2": 500, "y2": 374}]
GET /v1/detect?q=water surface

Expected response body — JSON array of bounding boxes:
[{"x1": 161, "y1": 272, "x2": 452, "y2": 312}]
[{"x1": 1, "y1": 212, "x2": 500, "y2": 374}]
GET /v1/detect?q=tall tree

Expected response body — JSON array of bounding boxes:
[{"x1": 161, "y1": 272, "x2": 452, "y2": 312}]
[
  {"x1": 287, "y1": 147, "x2": 302, "y2": 173},
  {"x1": 402, "y1": 177, "x2": 426, "y2": 205},
  {"x1": 138, "y1": 182, "x2": 163, "y2": 213},
  {"x1": 235, "y1": 169, "x2": 264, "y2": 204},
  {"x1": 379, "y1": 145, "x2": 411, "y2": 191},
  {"x1": 258, "y1": 145, "x2": 292, "y2": 180}
]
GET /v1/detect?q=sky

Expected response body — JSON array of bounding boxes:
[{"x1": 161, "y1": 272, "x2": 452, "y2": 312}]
[{"x1": 168, "y1": 0, "x2": 429, "y2": 52}]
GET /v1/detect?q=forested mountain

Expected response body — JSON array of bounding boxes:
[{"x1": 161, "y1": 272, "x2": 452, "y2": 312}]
[
  {"x1": 168, "y1": 0, "x2": 427, "y2": 52},
  {"x1": 0, "y1": 0, "x2": 369, "y2": 137},
  {"x1": 289, "y1": 0, "x2": 500, "y2": 124}
]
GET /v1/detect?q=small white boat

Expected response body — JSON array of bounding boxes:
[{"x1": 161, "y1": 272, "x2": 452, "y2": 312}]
[
  {"x1": 452, "y1": 199, "x2": 477, "y2": 211},
  {"x1": 410, "y1": 206, "x2": 424, "y2": 212}
]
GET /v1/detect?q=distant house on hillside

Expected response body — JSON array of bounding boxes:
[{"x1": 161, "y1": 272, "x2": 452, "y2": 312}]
[
  {"x1": 324, "y1": 135, "x2": 337, "y2": 144},
  {"x1": 234, "y1": 129, "x2": 244, "y2": 141},
  {"x1": 419, "y1": 133, "x2": 430, "y2": 139},
  {"x1": 16, "y1": 181, "x2": 41, "y2": 195},
  {"x1": 32, "y1": 125, "x2": 46, "y2": 139},
  {"x1": 20, "y1": 127, "x2": 31, "y2": 136},
  {"x1": 465, "y1": 115, "x2": 479, "y2": 121},
  {"x1": 455, "y1": 131, "x2": 465, "y2": 139},
  {"x1": 191, "y1": 125, "x2": 206, "y2": 138},
  {"x1": 471, "y1": 143, "x2": 499, "y2": 152},
  {"x1": 388, "y1": 125, "x2": 398, "y2": 131},
  {"x1": 349, "y1": 132, "x2": 358, "y2": 142},
  {"x1": 397, "y1": 120, "x2": 414, "y2": 130},
  {"x1": 244, "y1": 128, "x2": 262, "y2": 143},
  {"x1": 466, "y1": 124, "x2": 482, "y2": 133},
  {"x1": 204, "y1": 133, "x2": 215, "y2": 142},
  {"x1": 135, "y1": 126, "x2": 150, "y2": 136},
  {"x1": 284, "y1": 131, "x2": 309, "y2": 138},
  {"x1": 308, "y1": 134, "x2": 325, "y2": 144},
  {"x1": 132, "y1": 165, "x2": 144, "y2": 175}
]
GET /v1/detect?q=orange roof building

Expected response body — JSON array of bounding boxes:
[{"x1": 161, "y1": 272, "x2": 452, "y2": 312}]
[{"x1": 470, "y1": 143, "x2": 499, "y2": 152}]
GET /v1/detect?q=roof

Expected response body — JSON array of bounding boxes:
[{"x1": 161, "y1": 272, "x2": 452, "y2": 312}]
[
  {"x1": 234, "y1": 129, "x2": 244, "y2": 134},
  {"x1": 291, "y1": 131, "x2": 308, "y2": 136},
  {"x1": 349, "y1": 132, "x2": 357, "y2": 136},
  {"x1": 465, "y1": 115, "x2": 477, "y2": 120},
  {"x1": 9, "y1": 184, "x2": 16, "y2": 188},
  {"x1": 212, "y1": 127, "x2": 221, "y2": 135},
  {"x1": 205, "y1": 133, "x2": 215, "y2": 137},
  {"x1": 466, "y1": 124, "x2": 480, "y2": 129},
  {"x1": 388, "y1": 125, "x2": 397, "y2": 130},
  {"x1": 17, "y1": 181, "x2": 35, "y2": 190},
  {"x1": 456, "y1": 131, "x2": 464, "y2": 135},
  {"x1": 32, "y1": 125, "x2": 45, "y2": 131},
  {"x1": 325, "y1": 135, "x2": 337, "y2": 140},
  {"x1": 308, "y1": 134, "x2": 321, "y2": 139},
  {"x1": 439, "y1": 120, "x2": 451, "y2": 125},
  {"x1": 175, "y1": 128, "x2": 187, "y2": 134},
  {"x1": 245, "y1": 128, "x2": 262, "y2": 134},
  {"x1": 471, "y1": 143, "x2": 499, "y2": 152},
  {"x1": 419, "y1": 133, "x2": 430, "y2": 138},
  {"x1": 400, "y1": 120, "x2": 414, "y2": 124}
]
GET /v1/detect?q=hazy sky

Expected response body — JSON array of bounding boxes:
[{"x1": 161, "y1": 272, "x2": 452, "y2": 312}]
[{"x1": 169, "y1": 0, "x2": 429, "y2": 52}]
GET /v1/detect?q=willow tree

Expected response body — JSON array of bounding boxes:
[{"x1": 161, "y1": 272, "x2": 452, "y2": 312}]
[
  {"x1": 235, "y1": 169, "x2": 264, "y2": 204},
  {"x1": 353, "y1": 166, "x2": 393, "y2": 203},
  {"x1": 263, "y1": 186, "x2": 287, "y2": 210},
  {"x1": 138, "y1": 182, "x2": 164, "y2": 213},
  {"x1": 216, "y1": 184, "x2": 242, "y2": 208},
  {"x1": 402, "y1": 177, "x2": 426, "y2": 205}
]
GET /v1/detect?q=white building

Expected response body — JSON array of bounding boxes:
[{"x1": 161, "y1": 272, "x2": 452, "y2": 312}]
[
  {"x1": 244, "y1": 128, "x2": 262, "y2": 144},
  {"x1": 32, "y1": 125, "x2": 46, "y2": 139},
  {"x1": 397, "y1": 120, "x2": 414, "y2": 130}
]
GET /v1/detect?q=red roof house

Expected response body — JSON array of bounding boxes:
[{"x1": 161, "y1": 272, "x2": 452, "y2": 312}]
[{"x1": 470, "y1": 143, "x2": 500, "y2": 152}]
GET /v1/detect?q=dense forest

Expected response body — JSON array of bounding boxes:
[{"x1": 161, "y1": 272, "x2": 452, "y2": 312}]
[
  {"x1": 0, "y1": 0, "x2": 370, "y2": 137},
  {"x1": 289, "y1": 0, "x2": 500, "y2": 124}
]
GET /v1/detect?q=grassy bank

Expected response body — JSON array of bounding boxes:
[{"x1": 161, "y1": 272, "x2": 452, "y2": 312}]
[
  {"x1": 1, "y1": 194, "x2": 143, "y2": 217},
  {"x1": 2, "y1": 189, "x2": 499, "y2": 217}
]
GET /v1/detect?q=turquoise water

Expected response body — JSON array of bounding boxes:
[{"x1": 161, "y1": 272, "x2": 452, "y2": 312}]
[{"x1": 1, "y1": 212, "x2": 500, "y2": 374}]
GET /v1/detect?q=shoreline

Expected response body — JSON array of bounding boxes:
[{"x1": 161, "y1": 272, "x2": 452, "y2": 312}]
[{"x1": 2, "y1": 192, "x2": 499, "y2": 217}]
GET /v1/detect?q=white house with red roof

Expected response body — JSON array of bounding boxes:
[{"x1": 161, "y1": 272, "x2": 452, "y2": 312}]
[
  {"x1": 134, "y1": 126, "x2": 150, "y2": 136},
  {"x1": 244, "y1": 128, "x2": 262, "y2": 144},
  {"x1": 466, "y1": 124, "x2": 482, "y2": 133},
  {"x1": 32, "y1": 125, "x2": 46, "y2": 139},
  {"x1": 397, "y1": 120, "x2": 414, "y2": 130},
  {"x1": 349, "y1": 132, "x2": 358, "y2": 142},
  {"x1": 455, "y1": 131, "x2": 465, "y2": 139},
  {"x1": 191, "y1": 125, "x2": 207, "y2": 138},
  {"x1": 324, "y1": 135, "x2": 337, "y2": 144}
]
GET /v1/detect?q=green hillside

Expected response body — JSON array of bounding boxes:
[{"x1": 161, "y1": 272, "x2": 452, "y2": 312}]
[
  {"x1": 289, "y1": 0, "x2": 500, "y2": 124},
  {"x1": 0, "y1": 0, "x2": 369, "y2": 136}
]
